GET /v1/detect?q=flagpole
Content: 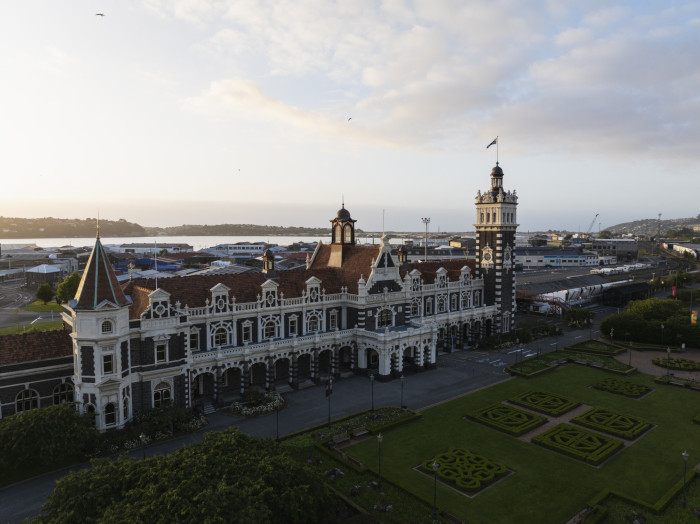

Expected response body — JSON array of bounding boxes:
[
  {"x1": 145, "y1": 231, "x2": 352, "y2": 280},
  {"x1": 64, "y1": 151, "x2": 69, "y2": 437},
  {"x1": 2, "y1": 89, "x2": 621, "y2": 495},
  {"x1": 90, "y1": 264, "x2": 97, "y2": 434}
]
[{"x1": 496, "y1": 136, "x2": 499, "y2": 164}]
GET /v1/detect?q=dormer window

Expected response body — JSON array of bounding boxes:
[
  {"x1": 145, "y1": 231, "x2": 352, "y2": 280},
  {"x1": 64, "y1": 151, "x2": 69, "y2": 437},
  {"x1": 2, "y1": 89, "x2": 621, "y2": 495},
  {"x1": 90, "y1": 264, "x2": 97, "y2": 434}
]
[{"x1": 101, "y1": 320, "x2": 113, "y2": 334}]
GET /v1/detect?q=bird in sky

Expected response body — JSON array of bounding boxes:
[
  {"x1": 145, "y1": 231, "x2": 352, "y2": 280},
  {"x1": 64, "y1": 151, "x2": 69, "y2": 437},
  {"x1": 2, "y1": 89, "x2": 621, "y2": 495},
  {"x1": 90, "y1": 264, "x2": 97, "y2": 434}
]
[
  {"x1": 347, "y1": 117, "x2": 352, "y2": 122},
  {"x1": 96, "y1": 13, "x2": 105, "y2": 16}
]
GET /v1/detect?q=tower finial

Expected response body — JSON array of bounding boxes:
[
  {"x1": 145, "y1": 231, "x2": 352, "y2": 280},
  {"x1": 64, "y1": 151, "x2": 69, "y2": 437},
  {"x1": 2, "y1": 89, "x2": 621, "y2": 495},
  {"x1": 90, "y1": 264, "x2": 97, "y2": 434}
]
[
  {"x1": 342, "y1": 195, "x2": 344, "y2": 208},
  {"x1": 96, "y1": 210, "x2": 100, "y2": 239}
]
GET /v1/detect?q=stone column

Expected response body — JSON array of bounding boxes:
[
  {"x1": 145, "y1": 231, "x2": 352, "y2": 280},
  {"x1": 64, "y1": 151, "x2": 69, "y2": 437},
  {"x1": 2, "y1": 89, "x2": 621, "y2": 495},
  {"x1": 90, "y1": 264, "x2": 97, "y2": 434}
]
[
  {"x1": 266, "y1": 356, "x2": 275, "y2": 391},
  {"x1": 241, "y1": 362, "x2": 250, "y2": 396},
  {"x1": 356, "y1": 345, "x2": 367, "y2": 369},
  {"x1": 290, "y1": 353, "x2": 299, "y2": 390},
  {"x1": 312, "y1": 348, "x2": 320, "y2": 384}
]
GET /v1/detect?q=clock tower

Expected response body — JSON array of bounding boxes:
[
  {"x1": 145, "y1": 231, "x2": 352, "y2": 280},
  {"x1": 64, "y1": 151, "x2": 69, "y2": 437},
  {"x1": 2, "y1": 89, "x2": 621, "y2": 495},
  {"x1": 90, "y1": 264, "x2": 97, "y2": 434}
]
[{"x1": 475, "y1": 162, "x2": 518, "y2": 334}]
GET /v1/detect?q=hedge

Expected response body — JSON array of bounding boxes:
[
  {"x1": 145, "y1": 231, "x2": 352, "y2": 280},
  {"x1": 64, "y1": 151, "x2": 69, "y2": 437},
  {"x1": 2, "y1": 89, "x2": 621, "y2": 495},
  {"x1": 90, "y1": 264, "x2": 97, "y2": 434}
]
[
  {"x1": 509, "y1": 390, "x2": 580, "y2": 416},
  {"x1": 466, "y1": 403, "x2": 547, "y2": 436},
  {"x1": 421, "y1": 447, "x2": 508, "y2": 493},
  {"x1": 571, "y1": 407, "x2": 652, "y2": 440},
  {"x1": 593, "y1": 378, "x2": 652, "y2": 398},
  {"x1": 532, "y1": 423, "x2": 623, "y2": 465}
]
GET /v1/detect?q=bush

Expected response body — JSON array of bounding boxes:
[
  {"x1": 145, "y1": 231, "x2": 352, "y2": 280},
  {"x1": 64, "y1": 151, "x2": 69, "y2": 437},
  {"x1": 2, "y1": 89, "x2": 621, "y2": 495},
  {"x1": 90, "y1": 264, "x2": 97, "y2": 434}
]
[
  {"x1": 572, "y1": 407, "x2": 652, "y2": 440},
  {"x1": 0, "y1": 404, "x2": 98, "y2": 472},
  {"x1": 652, "y1": 357, "x2": 700, "y2": 371},
  {"x1": 509, "y1": 390, "x2": 580, "y2": 416},
  {"x1": 422, "y1": 448, "x2": 508, "y2": 493},
  {"x1": 466, "y1": 403, "x2": 547, "y2": 436},
  {"x1": 593, "y1": 378, "x2": 651, "y2": 398},
  {"x1": 532, "y1": 423, "x2": 623, "y2": 465}
]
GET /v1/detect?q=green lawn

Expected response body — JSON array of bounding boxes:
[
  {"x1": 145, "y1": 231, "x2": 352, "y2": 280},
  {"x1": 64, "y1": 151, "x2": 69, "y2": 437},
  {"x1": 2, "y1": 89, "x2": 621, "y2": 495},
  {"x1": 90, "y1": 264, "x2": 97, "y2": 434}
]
[
  {"x1": 0, "y1": 321, "x2": 64, "y2": 336},
  {"x1": 341, "y1": 366, "x2": 700, "y2": 524},
  {"x1": 23, "y1": 300, "x2": 63, "y2": 312}
]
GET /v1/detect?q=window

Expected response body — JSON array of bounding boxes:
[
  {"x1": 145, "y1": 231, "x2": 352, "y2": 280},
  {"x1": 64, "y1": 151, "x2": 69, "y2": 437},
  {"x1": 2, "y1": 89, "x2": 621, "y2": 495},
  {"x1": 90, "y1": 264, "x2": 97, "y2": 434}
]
[
  {"x1": 289, "y1": 317, "x2": 298, "y2": 336},
  {"x1": 242, "y1": 323, "x2": 252, "y2": 343},
  {"x1": 214, "y1": 328, "x2": 227, "y2": 346},
  {"x1": 410, "y1": 301, "x2": 419, "y2": 316},
  {"x1": 103, "y1": 354, "x2": 114, "y2": 375},
  {"x1": 264, "y1": 320, "x2": 276, "y2": 340},
  {"x1": 104, "y1": 403, "x2": 116, "y2": 426},
  {"x1": 308, "y1": 316, "x2": 319, "y2": 333},
  {"x1": 378, "y1": 309, "x2": 392, "y2": 328},
  {"x1": 155, "y1": 342, "x2": 167, "y2": 364},
  {"x1": 153, "y1": 382, "x2": 171, "y2": 408},
  {"x1": 437, "y1": 297, "x2": 446, "y2": 313},
  {"x1": 123, "y1": 397, "x2": 129, "y2": 420},
  {"x1": 426, "y1": 299, "x2": 433, "y2": 315},
  {"x1": 101, "y1": 320, "x2": 113, "y2": 334},
  {"x1": 344, "y1": 225, "x2": 352, "y2": 242},
  {"x1": 189, "y1": 331, "x2": 199, "y2": 351},
  {"x1": 461, "y1": 292, "x2": 471, "y2": 309},
  {"x1": 329, "y1": 311, "x2": 338, "y2": 330},
  {"x1": 16, "y1": 389, "x2": 39, "y2": 412},
  {"x1": 53, "y1": 383, "x2": 74, "y2": 405},
  {"x1": 451, "y1": 294, "x2": 458, "y2": 310}
]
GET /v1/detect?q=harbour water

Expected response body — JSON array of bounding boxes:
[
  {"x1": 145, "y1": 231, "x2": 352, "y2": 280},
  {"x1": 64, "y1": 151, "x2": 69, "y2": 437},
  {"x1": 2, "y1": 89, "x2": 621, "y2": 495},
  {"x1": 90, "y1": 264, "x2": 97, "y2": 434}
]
[{"x1": 0, "y1": 234, "x2": 404, "y2": 251}]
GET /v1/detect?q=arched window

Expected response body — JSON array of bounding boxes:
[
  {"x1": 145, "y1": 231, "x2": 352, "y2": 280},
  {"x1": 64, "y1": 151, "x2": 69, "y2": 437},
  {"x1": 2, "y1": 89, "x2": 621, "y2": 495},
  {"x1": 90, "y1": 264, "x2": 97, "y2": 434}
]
[
  {"x1": 264, "y1": 320, "x2": 276, "y2": 340},
  {"x1": 154, "y1": 382, "x2": 171, "y2": 408},
  {"x1": 189, "y1": 330, "x2": 199, "y2": 351},
  {"x1": 16, "y1": 389, "x2": 39, "y2": 412},
  {"x1": 450, "y1": 295, "x2": 458, "y2": 311},
  {"x1": 462, "y1": 292, "x2": 471, "y2": 309},
  {"x1": 378, "y1": 309, "x2": 392, "y2": 328},
  {"x1": 334, "y1": 224, "x2": 342, "y2": 242},
  {"x1": 53, "y1": 383, "x2": 74, "y2": 405},
  {"x1": 437, "y1": 296, "x2": 446, "y2": 313},
  {"x1": 344, "y1": 225, "x2": 352, "y2": 243},
  {"x1": 411, "y1": 301, "x2": 419, "y2": 316},
  {"x1": 214, "y1": 328, "x2": 227, "y2": 346},
  {"x1": 101, "y1": 320, "x2": 113, "y2": 334},
  {"x1": 104, "y1": 403, "x2": 116, "y2": 426}
]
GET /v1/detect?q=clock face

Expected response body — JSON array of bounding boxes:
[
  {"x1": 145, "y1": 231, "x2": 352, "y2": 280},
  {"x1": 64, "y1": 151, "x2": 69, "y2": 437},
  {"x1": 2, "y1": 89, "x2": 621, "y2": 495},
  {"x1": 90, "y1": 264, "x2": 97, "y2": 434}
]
[{"x1": 483, "y1": 252, "x2": 492, "y2": 262}]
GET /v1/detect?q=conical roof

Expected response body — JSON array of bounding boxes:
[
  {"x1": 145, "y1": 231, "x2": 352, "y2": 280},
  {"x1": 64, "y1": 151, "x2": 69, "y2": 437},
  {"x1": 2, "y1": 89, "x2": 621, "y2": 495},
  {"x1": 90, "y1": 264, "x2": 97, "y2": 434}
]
[{"x1": 73, "y1": 236, "x2": 130, "y2": 309}]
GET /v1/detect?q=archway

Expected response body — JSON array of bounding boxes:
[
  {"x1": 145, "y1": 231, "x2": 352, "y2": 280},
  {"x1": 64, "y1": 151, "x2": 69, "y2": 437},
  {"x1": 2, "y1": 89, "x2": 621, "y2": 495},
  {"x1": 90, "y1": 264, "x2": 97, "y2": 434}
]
[
  {"x1": 318, "y1": 349, "x2": 332, "y2": 377},
  {"x1": 297, "y1": 353, "x2": 312, "y2": 381},
  {"x1": 339, "y1": 346, "x2": 353, "y2": 371},
  {"x1": 484, "y1": 318, "x2": 493, "y2": 338},
  {"x1": 250, "y1": 362, "x2": 267, "y2": 388},
  {"x1": 275, "y1": 358, "x2": 290, "y2": 385},
  {"x1": 222, "y1": 368, "x2": 241, "y2": 396},
  {"x1": 366, "y1": 348, "x2": 379, "y2": 371},
  {"x1": 192, "y1": 372, "x2": 215, "y2": 398}
]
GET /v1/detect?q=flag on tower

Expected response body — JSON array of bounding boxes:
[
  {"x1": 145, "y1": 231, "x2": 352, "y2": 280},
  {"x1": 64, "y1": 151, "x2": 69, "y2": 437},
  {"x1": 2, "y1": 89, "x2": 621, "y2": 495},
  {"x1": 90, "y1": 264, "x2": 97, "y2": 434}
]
[{"x1": 486, "y1": 137, "x2": 498, "y2": 149}]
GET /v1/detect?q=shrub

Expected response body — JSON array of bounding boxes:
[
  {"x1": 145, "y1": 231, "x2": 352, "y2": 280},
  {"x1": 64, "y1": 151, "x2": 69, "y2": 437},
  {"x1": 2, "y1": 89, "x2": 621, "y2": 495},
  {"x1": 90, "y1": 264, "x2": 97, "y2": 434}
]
[
  {"x1": 509, "y1": 390, "x2": 580, "y2": 416},
  {"x1": 466, "y1": 403, "x2": 547, "y2": 436},
  {"x1": 422, "y1": 448, "x2": 507, "y2": 493},
  {"x1": 532, "y1": 423, "x2": 623, "y2": 465},
  {"x1": 593, "y1": 378, "x2": 651, "y2": 398},
  {"x1": 572, "y1": 407, "x2": 652, "y2": 440},
  {"x1": 652, "y1": 357, "x2": 700, "y2": 371}
]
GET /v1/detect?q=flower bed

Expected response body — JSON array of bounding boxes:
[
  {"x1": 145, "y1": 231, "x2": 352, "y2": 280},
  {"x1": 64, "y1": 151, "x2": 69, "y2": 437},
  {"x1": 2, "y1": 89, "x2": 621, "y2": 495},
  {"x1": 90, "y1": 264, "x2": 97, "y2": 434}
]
[
  {"x1": 652, "y1": 357, "x2": 700, "y2": 371},
  {"x1": 466, "y1": 403, "x2": 547, "y2": 436},
  {"x1": 509, "y1": 390, "x2": 580, "y2": 416},
  {"x1": 532, "y1": 423, "x2": 623, "y2": 465},
  {"x1": 593, "y1": 378, "x2": 652, "y2": 398},
  {"x1": 230, "y1": 391, "x2": 284, "y2": 416},
  {"x1": 421, "y1": 448, "x2": 508, "y2": 493},
  {"x1": 572, "y1": 407, "x2": 652, "y2": 440}
]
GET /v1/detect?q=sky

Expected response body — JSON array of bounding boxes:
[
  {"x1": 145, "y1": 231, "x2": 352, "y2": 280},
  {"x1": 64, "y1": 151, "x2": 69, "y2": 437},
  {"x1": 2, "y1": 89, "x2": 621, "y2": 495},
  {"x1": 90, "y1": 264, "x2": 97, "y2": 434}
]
[{"x1": 1, "y1": 1, "x2": 699, "y2": 234}]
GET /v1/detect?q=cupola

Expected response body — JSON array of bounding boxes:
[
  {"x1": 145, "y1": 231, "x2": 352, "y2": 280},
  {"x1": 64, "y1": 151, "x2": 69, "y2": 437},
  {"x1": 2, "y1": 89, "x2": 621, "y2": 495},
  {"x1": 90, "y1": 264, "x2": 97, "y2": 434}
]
[{"x1": 330, "y1": 202, "x2": 356, "y2": 245}]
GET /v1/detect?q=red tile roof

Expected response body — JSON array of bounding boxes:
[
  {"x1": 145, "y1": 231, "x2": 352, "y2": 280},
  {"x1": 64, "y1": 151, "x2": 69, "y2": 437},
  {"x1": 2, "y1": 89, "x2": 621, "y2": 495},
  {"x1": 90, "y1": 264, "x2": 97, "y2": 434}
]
[
  {"x1": 0, "y1": 329, "x2": 72, "y2": 366},
  {"x1": 74, "y1": 237, "x2": 130, "y2": 309}
]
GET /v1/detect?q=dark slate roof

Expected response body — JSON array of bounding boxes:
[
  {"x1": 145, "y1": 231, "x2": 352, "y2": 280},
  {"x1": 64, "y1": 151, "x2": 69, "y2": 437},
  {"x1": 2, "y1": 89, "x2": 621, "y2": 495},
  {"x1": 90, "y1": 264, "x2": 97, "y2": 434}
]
[
  {"x1": 0, "y1": 329, "x2": 72, "y2": 365},
  {"x1": 74, "y1": 237, "x2": 130, "y2": 309}
]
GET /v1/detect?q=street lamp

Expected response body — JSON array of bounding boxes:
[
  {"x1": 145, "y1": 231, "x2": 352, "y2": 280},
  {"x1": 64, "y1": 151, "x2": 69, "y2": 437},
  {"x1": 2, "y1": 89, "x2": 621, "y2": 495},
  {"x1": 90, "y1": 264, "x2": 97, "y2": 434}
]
[
  {"x1": 432, "y1": 461, "x2": 439, "y2": 516},
  {"x1": 422, "y1": 218, "x2": 431, "y2": 262},
  {"x1": 661, "y1": 323, "x2": 664, "y2": 346},
  {"x1": 610, "y1": 328, "x2": 614, "y2": 344},
  {"x1": 667, "y1": 346, "x2": 671, "y2": 378},
  {"x1": 139, "y1": 432, "x2": 147, "y2": 460},
  {"x1": 400, "y1": 374, "x2": 405, "y2": 409},
  {"x1": 370, "y1": 373, "x2": 375, "y2": 412},
  {"x1": 683, "y1": 450, "x2": 689, "y2": 508},
  {"x1": 377, "y1": 433, "x2": 383, "y2": 489}
]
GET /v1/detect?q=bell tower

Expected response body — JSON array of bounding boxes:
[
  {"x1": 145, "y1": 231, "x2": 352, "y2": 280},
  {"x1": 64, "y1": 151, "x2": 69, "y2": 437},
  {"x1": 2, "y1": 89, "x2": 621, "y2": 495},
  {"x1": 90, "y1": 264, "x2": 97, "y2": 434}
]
[
  {"x1": 475, "y1": 162, "x2": 518, "y2": 334},
  {"x1": 330, "y1": 203, "x2": 356, "y2": 245}
]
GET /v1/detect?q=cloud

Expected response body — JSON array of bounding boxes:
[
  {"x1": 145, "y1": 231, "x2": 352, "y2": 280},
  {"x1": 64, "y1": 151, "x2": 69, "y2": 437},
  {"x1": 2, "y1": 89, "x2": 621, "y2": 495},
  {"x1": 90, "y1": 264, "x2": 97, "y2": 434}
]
[{"x1": 168, "y1": 1, "x2": 700, "y2": 162}]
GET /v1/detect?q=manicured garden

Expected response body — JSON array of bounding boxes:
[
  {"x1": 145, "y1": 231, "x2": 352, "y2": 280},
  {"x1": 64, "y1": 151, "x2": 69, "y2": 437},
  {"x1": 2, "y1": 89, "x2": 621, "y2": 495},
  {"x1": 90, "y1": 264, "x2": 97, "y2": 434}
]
[
  {"x1": 594, "y1": 377, "x2": 652, "y2": 398},
  {"x1": 336, "y1": 365, "x2": 700, "y2": 523}
]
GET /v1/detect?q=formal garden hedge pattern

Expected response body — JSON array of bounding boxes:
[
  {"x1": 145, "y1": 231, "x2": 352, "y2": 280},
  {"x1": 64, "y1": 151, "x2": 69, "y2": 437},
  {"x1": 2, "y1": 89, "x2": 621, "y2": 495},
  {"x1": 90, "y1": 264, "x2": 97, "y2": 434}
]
[
  {"x1": 652, "y1": 357, "x2": 700, "y2": 371},
  {"x1": 421, "y1": 448, "x2": 508, "y2": 493},
  {"x1": 509, "y1": 390, "x2": 580, "y2": 416},
  {"x1": 532, "y1": 423, "x2": 623, "y2": 465},
  {"x1": 571, "y1": 407, "x2": 652, "y2": 440},
  {"x1": 593, "y1": 378, "x2": 652, "y2": 398},
  {"x1": 466, "y1": 403, "x2": 548, "y2": 436}
]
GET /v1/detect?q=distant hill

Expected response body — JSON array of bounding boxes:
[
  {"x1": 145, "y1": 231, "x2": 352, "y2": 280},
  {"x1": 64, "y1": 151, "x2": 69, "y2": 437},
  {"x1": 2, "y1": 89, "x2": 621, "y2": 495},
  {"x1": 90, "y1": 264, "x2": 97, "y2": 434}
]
[
  {"x1": 0, "y1": 217, "x2": 337, "y2": 239},
  {"x1": 606, "y1": 215, "x2": 700, "y2": 236}
]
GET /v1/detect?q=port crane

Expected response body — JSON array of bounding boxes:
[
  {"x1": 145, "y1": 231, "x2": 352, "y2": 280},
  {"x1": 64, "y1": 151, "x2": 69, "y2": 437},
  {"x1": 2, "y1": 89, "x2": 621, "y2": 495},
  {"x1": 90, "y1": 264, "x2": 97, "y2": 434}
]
[{"x1": 585, "y1": 213, "x2": 599, "y2": 237}]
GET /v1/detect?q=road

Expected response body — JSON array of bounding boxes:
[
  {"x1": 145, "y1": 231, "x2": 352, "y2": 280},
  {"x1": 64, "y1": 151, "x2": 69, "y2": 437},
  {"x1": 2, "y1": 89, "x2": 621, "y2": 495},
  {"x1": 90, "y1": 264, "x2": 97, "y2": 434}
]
[{"x1": 0, "y1": 281, "x2": 51, "y2": 330}]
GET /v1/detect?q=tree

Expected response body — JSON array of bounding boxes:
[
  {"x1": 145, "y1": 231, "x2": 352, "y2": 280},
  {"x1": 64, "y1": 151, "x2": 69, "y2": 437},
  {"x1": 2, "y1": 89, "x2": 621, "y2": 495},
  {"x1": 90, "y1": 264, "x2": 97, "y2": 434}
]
[
  {"x1": 56, "y1": 272, "x2": 81, "y2": 303},
  {"x1": 597, "y1": 230, "x2": 613, "y2": 239},
  {"x1": 36, "y1": 283, "x2": 54, "y2": 304},
  {"x1": 0, "y1": 403, "x2": 98, "y2": 472},
  {"x1": 37, "y1": 429, "x2": 340, "y2": 524},
  {"x1": 563, "y1": 308, "x2": 594, "y2": 327}
]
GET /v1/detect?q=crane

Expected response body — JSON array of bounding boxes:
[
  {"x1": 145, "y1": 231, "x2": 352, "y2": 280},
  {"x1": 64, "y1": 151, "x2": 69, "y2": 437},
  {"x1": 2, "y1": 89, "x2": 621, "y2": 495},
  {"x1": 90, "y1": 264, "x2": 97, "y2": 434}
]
[{"x1": 585, "y1": 213, "x2": 599, "y2": 237}]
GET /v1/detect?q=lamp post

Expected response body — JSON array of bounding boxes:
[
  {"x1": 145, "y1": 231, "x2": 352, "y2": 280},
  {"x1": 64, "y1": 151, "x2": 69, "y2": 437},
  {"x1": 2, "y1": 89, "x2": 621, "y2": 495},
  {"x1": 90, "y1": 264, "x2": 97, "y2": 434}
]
[
  {"x1": 422, "y1": 218, "x2": 430, "y2": 262},
  {"x1": 667, "y1": 346, "x2": 671, "y2": 378},
  {"x1": 377, "y1": 433, "x2": 383, "y2": 489},
  {"x1": 400, "y1": 374, "x2": 405, "y2": 409},
  {"x1": 661, "y1": 323, "x2": 664, "y2": 347},
  {"x1": 610, "y1": 328, "x2": 614, "y2": 345},
  {"x1": 139, "y1": 432, "x2": 147, "y2": 460},
  {"x1": 432, "y1": 461, "x2": 439, "y2": 516},
  {"x1": 370, "y1": 373, "x2": 375, "y2": 412},
  {"x1": 683, "y1": 450, "x2": 689, "y2": 508}
]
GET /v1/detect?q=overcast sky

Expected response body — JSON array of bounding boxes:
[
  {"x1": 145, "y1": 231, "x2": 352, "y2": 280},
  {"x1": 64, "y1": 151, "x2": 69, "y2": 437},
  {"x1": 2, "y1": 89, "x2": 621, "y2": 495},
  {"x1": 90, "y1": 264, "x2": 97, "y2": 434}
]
[{"x1": 1, "y1": 1, "x2": 698, "y2": 233}]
